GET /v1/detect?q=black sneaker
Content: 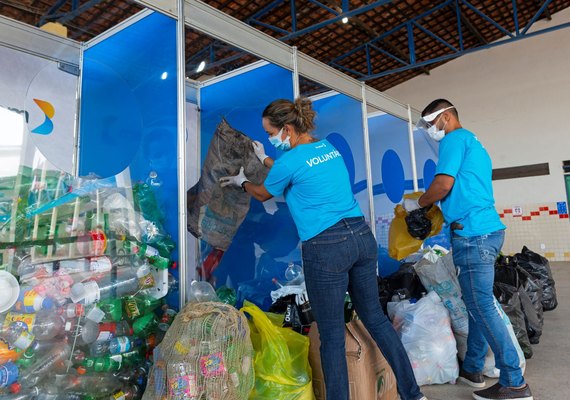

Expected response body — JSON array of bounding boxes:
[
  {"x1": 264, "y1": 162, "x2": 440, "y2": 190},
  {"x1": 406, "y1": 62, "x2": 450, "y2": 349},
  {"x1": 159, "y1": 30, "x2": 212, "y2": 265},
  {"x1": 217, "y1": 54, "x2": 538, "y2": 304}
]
[
  {"x1": 473, "y1": 383, "x2": 533, "y2": 400},
  {"x1": 458, "y1": 368, "x2": 486, "y2": 388}
]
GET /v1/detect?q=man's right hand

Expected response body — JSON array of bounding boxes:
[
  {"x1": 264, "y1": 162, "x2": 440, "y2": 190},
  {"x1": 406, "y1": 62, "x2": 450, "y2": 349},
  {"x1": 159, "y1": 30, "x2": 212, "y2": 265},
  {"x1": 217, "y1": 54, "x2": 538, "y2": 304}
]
[{"x1": 252, "y1": 141, "x2": 268, "y2": 164}]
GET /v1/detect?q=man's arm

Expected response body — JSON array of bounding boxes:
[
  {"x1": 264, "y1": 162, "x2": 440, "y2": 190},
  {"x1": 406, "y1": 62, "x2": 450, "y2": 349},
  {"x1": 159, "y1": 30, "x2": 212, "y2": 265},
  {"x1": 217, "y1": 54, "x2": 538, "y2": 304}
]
[
  {"x1": 418, "y1": 174, "x2": 455, "y2": 207},
  {"x1": 243, "y1": 182, "x2": 273, "y2": 202}
]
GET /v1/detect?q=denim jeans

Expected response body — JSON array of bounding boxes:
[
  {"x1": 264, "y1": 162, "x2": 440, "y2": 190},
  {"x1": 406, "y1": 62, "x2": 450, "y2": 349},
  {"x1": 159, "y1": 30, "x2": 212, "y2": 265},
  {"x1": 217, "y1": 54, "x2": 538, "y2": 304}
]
[
  {"x1": 302, "y1": 217, "x2": 423, "y2": 400},
  {"x1": 452, "y1": 229, "x2": 525, "y2": 387}
]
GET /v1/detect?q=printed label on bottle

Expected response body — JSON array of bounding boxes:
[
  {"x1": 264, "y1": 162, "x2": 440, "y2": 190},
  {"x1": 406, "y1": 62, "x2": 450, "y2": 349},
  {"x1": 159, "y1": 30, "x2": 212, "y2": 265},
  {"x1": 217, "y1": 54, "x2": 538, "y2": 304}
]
[
  {"x1": 0, "y1": 362, "x2": 19, "y2": 387},
  {"x1": 82, "y1": 281, "x2": 101, "y2": 305},
  {"x1": 90, "y1": 256, "x2": 112, "y2": 272},
  {"x1": 115, "y1": 337, "x2": 131, "y2": 353},
  {"x1": 112, "y1": 392, "x2": 126, "y2": 400},
  {"x1": 138, "y1": 273, "x2": 156, "y2": 289},
  {"x1": 3, "y1": 313, "x2": 36, "y2": 331},
  {"x1": 125, "y1": 298, "x2": 141, "y2": 319},
  {"x1": 96, "y1": 331, "x2": 113, "y2": 342},
  {"x1": 144, "y1": 245, "x2": 160, "y2": 257},
  {"x1": 13, "y1": 330, "x2": 35, "y2": 351}
]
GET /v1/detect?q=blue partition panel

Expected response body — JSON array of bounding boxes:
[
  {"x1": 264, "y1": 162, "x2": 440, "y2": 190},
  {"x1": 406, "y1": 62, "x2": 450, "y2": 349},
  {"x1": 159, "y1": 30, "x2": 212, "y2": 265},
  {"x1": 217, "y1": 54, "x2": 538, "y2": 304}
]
[
  {"x1": 368, "y1": 113, "x2": 415, "y2": 275},
  {"x1": 311, "y1": 93, "x2": 369, "y2": 221},
  {"x1": 199, "y1": 63, "x2": 295, "y2": 308},
  {"x1": 79, "y1": 12, "x2": 179, "y2": 304}
]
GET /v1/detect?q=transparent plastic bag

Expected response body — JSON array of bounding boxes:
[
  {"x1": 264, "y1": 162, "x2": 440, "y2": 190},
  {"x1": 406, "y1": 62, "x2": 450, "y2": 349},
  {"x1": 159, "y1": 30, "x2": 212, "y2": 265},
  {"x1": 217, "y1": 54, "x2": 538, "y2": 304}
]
[{"x1": 390, "y1": 291, "x2": 458, "y2": 385}]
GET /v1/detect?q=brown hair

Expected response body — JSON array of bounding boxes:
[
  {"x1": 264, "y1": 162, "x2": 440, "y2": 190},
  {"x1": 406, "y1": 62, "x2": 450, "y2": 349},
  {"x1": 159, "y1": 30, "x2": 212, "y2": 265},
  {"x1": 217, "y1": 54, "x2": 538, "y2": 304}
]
[{"x1": 262, "y1": 97, "x2": 316, "y2": 133}]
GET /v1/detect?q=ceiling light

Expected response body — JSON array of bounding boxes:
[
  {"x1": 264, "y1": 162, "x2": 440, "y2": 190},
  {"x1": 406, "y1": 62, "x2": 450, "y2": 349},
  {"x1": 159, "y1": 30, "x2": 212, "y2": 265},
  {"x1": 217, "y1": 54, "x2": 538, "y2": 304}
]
[
  {"x1": 161, "y1": 72, "x2": 168, "y2": 80},
  {"x1": 196, "y1": 61, "x2": 206, "y2": 73},
  {"x1": 342, "y1": 17, "x2": 349, "y2": 24}
]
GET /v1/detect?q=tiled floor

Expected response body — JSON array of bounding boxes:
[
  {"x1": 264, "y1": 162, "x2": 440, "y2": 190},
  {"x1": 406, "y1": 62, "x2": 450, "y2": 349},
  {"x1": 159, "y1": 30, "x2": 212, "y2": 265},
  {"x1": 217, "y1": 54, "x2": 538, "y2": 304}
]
[{"x1": 421, "y1": 262, "x2": 569, "y2": 400}]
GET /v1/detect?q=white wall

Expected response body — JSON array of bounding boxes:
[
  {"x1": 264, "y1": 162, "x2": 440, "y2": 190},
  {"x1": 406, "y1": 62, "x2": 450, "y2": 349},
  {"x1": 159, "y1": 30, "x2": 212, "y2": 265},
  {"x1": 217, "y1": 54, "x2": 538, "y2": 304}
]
[{"x1": 386, "y1": 7, "x2": 570, "y2": 206}]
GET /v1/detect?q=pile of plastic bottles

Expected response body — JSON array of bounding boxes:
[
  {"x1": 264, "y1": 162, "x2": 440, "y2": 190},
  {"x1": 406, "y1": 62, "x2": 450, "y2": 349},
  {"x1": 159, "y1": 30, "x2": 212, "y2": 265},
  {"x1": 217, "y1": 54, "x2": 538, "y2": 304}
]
[{"x1": 0, "y1": 175, "x2": 179, "y2": 399}]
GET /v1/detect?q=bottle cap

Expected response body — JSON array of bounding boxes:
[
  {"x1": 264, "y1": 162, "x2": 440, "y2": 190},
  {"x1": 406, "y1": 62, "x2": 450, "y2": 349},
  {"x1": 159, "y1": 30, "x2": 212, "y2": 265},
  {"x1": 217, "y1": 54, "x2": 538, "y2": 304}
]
[
  {"x1": 0, "y1": 271, "x2": 20, "y2": 312},
  {"x1": 77, "y1": 366, "x2": 87, "y2": 375},
  {"x1": 9, "y1": 382, "x2": 21, "y2": 394},
  {"x1": 42, "y1": 297, "x2": 55, "y2": 310}
]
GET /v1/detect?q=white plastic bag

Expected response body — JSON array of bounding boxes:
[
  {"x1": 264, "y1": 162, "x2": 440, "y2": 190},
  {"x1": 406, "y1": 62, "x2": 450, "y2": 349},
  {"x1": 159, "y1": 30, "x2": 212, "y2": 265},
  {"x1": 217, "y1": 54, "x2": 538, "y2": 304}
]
[
  {"x1": 391, "y1": 291, "x2": 458, "y2": 385},
  {"x1": 414, "y1": 251, "x2": 469, "y2": 336}
]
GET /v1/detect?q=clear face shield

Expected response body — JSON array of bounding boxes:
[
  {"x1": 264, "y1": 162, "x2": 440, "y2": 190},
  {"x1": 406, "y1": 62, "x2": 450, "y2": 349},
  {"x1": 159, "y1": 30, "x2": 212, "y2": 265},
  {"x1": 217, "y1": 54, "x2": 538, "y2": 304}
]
[{"x1": 415, "y1": 106, "x2": 454, "y2": 131}]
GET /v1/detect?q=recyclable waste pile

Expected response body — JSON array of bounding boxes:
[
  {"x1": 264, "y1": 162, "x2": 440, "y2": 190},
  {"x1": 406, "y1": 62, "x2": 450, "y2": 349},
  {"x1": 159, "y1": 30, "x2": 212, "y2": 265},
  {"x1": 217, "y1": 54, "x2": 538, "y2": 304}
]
[{"x1": 0, "y1": 171, "x2": 179, "y2": 399}]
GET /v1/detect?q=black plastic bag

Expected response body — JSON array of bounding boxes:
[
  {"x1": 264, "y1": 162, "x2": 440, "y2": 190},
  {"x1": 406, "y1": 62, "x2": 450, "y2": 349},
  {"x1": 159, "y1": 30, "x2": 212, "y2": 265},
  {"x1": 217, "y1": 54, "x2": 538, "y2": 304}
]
[
  {"x1": 405, "y1": 207, "x2": 432, "y2": 240},
  {"x1": 494, "y1": 282, "x2": 533, "y2": 359},
  {"x1": 385, "y1": 262, "x2": 427, "y2": 301},
  {"x1": 495, "y1": 255, "x2": 543, "y2": 345},
  {"x1": 515, "y1": 246, "x2": 557, "y2": 311},
  {"x1": 517, "y1": 268, "x2": 544, "y2": 344}
]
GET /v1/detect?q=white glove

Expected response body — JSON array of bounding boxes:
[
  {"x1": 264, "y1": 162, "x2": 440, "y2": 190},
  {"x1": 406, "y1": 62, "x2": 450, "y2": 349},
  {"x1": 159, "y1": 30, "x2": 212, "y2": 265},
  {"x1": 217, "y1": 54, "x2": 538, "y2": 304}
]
[
  {"x1": 403, "y1": 198, "x2": 421, "y2": 212},
  {"x1": 219, "y1": 167, "x2": 249, "y2": 189},
  {"x1": 252, "y1": 141, "x2": 268, "y2": 164}
]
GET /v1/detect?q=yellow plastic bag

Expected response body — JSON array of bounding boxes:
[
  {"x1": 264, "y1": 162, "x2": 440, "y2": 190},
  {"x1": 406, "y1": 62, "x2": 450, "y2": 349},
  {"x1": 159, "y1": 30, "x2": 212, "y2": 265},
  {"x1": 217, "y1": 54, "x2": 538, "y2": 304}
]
[
  {"x1": 241, "y1": 302, "x2": 315, "y2": 400},
  {"x1": 388, "y1": 192, "x2": 444, "y2": 260}
]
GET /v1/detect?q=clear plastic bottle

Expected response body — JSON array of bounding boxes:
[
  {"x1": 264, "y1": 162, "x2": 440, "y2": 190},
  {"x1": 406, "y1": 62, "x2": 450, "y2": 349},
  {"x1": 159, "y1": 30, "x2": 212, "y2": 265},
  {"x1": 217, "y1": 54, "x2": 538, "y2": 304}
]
[
  {"x1": 18, "y1": 344, "x2": 71, "y2": 388},
  {"x1": 189, "y1": 280, "x2": 218, "y2": 303},
  {"x1": 284, "y1": 262, "x2": 304, "y2": 283},
  {"x1": 71, "y1": 272, "x2": 141, "y2": 305},
  {"x1": 31, "y1": 311, "x2": 65, "y2": 340},
  {"x1": 79, "y1": 320, "x2": 133, "y2": 345}
]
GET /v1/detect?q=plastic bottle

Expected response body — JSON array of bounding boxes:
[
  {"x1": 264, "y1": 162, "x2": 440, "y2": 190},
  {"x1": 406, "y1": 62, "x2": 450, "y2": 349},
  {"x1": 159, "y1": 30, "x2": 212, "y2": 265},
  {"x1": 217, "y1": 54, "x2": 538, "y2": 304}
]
[
  {"x1": 189, "y1": 280, "x2": 218, "y2": 302},
  {"x1": 0, "y1": 361, "x2": 19, "y2": 389},
  {"x1": 70, "y1": 270, "x2": 144, "y2": 305},
  {"x1": 94, "y1": 298, "x2": 123, "y2": 322},
  {"x1": 79, "y1": 320, "x2": 133, "y2": 345},
  {"x1": 18, "y1": 344, "x2": 71, "y2": 387},
  {"x1": 1, "y1": 322, "x2": 36, "y2": 351},
  {"x1": 123, "y1": 295, "x2": 162, "y2": 319},
  {"x1": 13, "y1": 286, "x2": 55, "y2": 313},
  {"x1": 76, "y1": 354, "x2": 124, "y2": 374},
  {"x1": 0, "y1": 311, "x2": 65, "y2": 341},
  {"x1": 131, "y1": 313, "x2": 158, "y2": 338},
  {"x1": 284, "y1": 262, "x2": 304, "y2": 284},
  {"x1": 109, "y1": 383, "x2": 142, "y2": 400},
  {"x1": 57, "y1": 303, "x2": 85, "y2": 319},
  {"x1": 109, "y1": 335, "x2": 155, "y2": 355},
  {"x1": 31, "y1": 311, "x2": 65, "y2": 340}
]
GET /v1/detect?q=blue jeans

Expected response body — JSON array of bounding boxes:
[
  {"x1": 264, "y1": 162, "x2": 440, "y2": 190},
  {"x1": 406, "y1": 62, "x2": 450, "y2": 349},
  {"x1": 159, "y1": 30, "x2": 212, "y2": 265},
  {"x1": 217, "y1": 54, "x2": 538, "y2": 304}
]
[
  {"x1": 452, "y1": 229, "x2": 525, "y2": 387},
  {"x1": 302, "y1": 217, "x2": 423, "y2": 400}
]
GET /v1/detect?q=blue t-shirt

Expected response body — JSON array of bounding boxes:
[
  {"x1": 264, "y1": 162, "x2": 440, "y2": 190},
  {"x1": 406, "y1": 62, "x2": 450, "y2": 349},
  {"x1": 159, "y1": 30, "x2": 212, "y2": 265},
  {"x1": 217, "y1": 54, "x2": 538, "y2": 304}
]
[
  {"x1": 264, "y1": 139, "x2": 362, "y2": 241},
  {"x1": 436, "y1": 128, "x2": 505, "y2": 237}
]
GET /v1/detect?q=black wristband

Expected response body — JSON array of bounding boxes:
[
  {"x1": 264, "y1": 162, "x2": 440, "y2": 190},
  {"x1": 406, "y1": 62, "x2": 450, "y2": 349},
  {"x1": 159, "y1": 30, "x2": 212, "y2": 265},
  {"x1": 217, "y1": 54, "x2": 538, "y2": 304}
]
[{"x1": 241, "y1": 180, "x2": 250, "y2": 192}]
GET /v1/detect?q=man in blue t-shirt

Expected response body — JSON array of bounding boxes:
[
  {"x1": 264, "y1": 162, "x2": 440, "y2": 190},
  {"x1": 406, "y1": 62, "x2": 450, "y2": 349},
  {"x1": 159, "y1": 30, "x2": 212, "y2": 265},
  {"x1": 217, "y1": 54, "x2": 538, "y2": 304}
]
[{"x1": 404, "y1": 99, "x2": 532, "y2": 400}]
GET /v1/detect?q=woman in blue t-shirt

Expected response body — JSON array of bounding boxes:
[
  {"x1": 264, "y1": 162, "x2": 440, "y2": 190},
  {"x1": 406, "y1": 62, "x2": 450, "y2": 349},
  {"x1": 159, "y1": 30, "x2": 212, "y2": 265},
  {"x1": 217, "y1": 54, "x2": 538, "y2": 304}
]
[{"x1": 220, "y1": 98, "x2": 425, "y2": 400}]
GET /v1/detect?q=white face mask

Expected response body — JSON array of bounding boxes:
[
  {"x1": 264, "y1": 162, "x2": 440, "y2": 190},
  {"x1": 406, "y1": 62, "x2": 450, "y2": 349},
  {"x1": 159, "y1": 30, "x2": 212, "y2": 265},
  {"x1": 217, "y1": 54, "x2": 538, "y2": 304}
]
[{"x1": 426, "y1": 124, "x2": 445, "y2": 142}]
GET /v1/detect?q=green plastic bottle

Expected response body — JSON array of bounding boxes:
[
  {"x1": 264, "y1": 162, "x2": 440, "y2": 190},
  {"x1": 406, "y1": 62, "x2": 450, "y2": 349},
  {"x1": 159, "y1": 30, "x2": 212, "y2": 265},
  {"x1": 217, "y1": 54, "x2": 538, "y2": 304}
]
[
  {"x1": 97, "y1": 298, "x2": 123, "y2": 322},
  {"x1": 132, "y1": 313, "x2": 159, "y2": 338},
  {"x1": 123, "y1": 295, "x2": 162, "y2": 320}
]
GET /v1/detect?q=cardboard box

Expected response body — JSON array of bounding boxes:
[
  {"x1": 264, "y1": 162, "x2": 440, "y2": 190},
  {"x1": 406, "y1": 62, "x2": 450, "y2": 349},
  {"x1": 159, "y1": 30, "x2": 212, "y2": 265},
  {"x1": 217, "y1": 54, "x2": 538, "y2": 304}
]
[{"x1": 309, "y1": 320, "x2": 398, "y2": 400}]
